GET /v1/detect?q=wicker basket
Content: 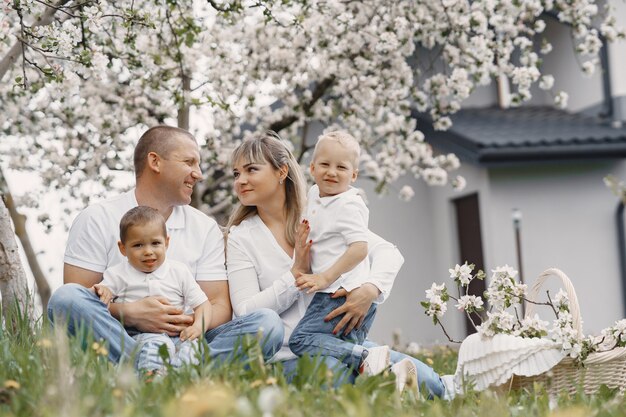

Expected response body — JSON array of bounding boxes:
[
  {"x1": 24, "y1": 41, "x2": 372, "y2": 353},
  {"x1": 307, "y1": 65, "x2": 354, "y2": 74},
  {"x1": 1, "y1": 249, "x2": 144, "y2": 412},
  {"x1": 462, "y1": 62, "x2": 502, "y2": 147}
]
[{"x1": 504, "y1": 268, "x2": 626, "y2": 395}]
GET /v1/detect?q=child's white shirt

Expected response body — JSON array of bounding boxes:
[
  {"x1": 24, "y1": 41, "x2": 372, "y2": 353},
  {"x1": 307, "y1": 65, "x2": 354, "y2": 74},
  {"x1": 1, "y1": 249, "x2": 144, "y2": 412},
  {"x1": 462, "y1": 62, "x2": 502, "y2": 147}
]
[
  {"x1": 101, "y1": 259, "x2": 208, "y2": 311},
  {"x1": 306, "y1": 184, "x2": 370, "y2": 293}
]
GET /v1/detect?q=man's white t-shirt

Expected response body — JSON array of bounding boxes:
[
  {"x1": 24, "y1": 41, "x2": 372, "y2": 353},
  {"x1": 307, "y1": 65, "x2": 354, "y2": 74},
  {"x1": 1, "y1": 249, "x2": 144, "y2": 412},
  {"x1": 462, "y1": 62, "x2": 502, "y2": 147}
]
[
  {"x1": 306, "y1": 184, "x2": 370, "y2": 293},
  {"x1": 64, "y1": 189, "x2": 226, "y2": 281}
]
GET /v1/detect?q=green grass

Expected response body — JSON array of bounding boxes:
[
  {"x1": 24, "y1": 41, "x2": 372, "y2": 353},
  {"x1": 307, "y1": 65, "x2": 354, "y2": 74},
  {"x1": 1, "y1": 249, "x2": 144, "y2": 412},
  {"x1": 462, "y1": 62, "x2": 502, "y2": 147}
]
[{"x1": 1, "y1": 307, "x2": 625, "y2": 417}]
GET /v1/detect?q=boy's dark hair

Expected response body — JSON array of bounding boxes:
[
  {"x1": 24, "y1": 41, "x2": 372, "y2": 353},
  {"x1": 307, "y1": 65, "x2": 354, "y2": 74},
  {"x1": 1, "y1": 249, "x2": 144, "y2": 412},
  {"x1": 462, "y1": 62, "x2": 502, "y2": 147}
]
[{"x1": 119, "y1": 206, "x2": 167, "y2": 243}]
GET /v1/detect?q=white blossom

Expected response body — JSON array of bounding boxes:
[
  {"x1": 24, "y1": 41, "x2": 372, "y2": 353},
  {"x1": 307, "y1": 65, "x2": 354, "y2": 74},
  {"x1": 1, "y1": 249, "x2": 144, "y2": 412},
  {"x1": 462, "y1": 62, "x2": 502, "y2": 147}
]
[
  {"x1": 455, "y1": 295, "x2": 484, "y2": 311},
  {"x1": 398, "y1": 185, "x2": 415, "y2": 201},
  {"x1": 449, "y1": 262, "x2": 473, "y2": 285}
]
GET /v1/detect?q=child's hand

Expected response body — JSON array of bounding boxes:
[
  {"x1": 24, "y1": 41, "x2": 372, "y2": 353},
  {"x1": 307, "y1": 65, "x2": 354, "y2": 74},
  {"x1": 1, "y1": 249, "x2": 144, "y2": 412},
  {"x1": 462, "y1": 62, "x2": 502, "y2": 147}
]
[
  {"x1": 92, "y1": 284, "x2": 114, "y2": 305},
  {"x1": 296, "y1": 273, "x2": 333, "y2": 293},
  {"x1": 180, "y1": 325, "x2": 202, "y2": 342}
]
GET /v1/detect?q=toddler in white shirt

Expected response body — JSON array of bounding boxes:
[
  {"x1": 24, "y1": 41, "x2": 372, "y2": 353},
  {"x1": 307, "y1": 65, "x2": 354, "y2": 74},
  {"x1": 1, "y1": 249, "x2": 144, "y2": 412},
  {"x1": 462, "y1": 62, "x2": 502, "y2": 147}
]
[
  {"x1": 92, "y1": 206, "x2": 211, "y2": 371},
  {"x1": 289, "y1": 131, "x2": 416, "y2": 390}
]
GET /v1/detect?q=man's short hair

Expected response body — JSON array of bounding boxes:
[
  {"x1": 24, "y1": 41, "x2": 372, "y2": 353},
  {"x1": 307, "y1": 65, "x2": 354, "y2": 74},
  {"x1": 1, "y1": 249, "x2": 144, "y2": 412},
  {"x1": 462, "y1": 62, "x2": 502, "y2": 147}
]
[
  {"x1": 119, "y1": 206, "x2": 167, "y2": 243},
  {"x1": 134, "y1": 125, "x2": 196, "y2": 179}
]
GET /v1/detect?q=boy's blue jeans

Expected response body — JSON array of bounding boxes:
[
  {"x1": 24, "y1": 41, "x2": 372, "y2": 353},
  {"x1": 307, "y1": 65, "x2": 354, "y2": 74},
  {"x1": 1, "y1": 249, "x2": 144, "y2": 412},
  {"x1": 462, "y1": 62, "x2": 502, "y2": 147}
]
[
  {"x1": 47, "y1": 283, "x2": 284, "y2": 367},
  {"x1": 132, "y1": 333, "x2": 203, "y2": 370},
  {"x1": 289, "y1": 292, "x2": 377, "y2": 369}
]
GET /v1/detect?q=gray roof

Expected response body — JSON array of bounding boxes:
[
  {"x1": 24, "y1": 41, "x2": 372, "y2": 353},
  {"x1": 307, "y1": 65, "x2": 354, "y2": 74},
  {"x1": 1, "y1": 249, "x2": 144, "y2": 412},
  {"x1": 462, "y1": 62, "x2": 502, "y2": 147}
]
[{"x1": 413, "y1": 106, "x2": 626, "y2": 164}]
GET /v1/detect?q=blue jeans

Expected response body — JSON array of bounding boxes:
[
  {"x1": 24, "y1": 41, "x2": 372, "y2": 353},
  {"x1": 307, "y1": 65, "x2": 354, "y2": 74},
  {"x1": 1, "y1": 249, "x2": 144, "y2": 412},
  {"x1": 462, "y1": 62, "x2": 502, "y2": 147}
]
[
  {"x1": 289, "y1": 292, "x2": 377, "y2": 369},
  {"x1": 132, "y1": 333, "x2": 202, "y2": 370},
  {"x1": 48, "y1": 283, "x2": 284, "y2": 367},
  {"x1": 362, "y1": 340, "x2": 445, "y2": 398}
]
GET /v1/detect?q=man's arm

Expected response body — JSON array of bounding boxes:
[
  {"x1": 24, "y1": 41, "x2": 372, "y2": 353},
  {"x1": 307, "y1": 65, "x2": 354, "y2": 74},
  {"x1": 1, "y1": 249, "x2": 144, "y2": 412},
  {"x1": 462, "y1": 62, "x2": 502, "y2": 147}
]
[
  {"x1": 198, "y1": 280, "x2": 233, "y2": 330},
  {"x1": 64, "y1": 263, "x2": 103, "y2": 287}
]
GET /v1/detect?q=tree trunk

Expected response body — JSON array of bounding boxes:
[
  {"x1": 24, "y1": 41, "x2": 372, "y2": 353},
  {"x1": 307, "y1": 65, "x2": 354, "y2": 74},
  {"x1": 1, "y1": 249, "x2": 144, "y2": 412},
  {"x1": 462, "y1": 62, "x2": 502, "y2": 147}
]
[
  {"x1": 0, "y1": 195, "x2": 30, "y2": 320},
  {"x1": 0, "y1": 167, "x2": 51, "y2": 312}
]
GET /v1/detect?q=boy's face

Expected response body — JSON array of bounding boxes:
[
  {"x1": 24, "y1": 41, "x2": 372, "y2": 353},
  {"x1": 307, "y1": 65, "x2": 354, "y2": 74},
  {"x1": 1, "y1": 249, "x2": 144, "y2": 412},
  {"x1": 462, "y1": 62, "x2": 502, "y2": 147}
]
[
  {"x1": 118, "y1": 221, "x2": 169, "y2": 273},
  {"x1": 310, "y1": 140, "x2": 358, "y2": 197}
]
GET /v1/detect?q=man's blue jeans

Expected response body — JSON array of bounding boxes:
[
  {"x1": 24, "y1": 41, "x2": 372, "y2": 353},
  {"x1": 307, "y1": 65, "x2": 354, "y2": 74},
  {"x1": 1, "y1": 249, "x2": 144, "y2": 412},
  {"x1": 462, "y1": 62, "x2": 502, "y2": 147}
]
[{"x1": 47, "y1": 283, "x2": 284, "y2": 367}]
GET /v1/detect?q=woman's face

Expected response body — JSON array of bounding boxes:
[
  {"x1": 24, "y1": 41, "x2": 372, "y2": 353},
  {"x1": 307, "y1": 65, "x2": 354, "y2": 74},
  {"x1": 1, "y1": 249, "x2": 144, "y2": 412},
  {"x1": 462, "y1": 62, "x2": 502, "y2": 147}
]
[{"x1": 232, "y1": 157, "x2": 284, "y2": 207}]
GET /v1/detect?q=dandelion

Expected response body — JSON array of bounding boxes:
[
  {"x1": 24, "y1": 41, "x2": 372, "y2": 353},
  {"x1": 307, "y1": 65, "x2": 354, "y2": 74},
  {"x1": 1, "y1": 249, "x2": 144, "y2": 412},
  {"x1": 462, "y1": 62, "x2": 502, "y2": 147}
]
[
  {"x1": 258, "y1": 386, "x2": 284, "y2": 417},
  {"x1": 3, "y1": 380, "x2": 20, "y2": 390},
  {"x1": 406, "y1": 342, "x2": 421, "y2": 356},
  {"x1": 37, "y1": 338, "x2": 53, "y2": 348}
]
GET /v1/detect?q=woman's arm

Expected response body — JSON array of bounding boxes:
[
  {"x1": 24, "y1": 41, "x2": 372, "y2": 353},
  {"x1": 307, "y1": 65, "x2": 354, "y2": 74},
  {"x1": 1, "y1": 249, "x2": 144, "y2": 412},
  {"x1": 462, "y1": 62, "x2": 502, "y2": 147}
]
[{"x1": 227, "y1": 240, "x2": 300, "y2": 317}]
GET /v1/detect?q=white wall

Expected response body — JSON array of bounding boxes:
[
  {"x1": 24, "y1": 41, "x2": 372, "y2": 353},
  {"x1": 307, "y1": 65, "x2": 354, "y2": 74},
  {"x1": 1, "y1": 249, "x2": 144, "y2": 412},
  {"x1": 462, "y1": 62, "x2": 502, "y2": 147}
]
[
  {"x1": 355, "y1": 177, "x2": 441, "y2": 346},
  {"x1": 486, "y1": 160, "x2": 626, "y2": 334},
  {"x1": 360, "y1": 162, "x2": 492, "y2": 346},
  {"x1": 608, "y1": 0, "x2": 626, "y2": 97}
]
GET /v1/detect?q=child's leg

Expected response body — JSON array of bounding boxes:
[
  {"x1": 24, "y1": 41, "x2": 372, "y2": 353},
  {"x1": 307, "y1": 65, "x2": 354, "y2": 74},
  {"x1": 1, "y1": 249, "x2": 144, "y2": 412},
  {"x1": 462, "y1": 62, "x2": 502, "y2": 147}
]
[
  {"x1": 289, "y1": 292, "x2": 377, "y2": 369},
  {"x1": 171, "y1": 337, "x2": 201, "y2": 367},
  {"x1": 133, "y1": 333, "x2": 176, "y2": 371}
]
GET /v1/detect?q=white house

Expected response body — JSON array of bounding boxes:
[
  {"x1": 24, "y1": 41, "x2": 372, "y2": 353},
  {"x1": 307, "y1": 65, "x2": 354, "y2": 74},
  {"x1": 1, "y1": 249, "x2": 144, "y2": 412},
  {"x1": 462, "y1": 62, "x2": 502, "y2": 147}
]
[{"x1": 364, "y1": 9, "x2": 626, "y2": 347}]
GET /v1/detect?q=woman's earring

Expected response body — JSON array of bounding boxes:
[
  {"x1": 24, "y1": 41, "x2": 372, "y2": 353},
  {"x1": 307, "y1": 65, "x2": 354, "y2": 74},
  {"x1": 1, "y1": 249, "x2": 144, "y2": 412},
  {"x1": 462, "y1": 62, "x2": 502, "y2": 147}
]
[{"x1": 279, "y1": 178, "x2": 284, "y2": 185}]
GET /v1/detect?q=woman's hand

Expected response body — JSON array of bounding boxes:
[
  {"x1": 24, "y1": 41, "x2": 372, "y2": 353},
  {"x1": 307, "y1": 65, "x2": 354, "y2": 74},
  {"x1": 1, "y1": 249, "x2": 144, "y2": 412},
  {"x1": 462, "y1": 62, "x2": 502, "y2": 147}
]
[
  {"x1": 291, "y1": 219, "x2": 312, "y2": 277},
  {"x1": 324, "y1": 283, "x2": 380, "y2": 335}
]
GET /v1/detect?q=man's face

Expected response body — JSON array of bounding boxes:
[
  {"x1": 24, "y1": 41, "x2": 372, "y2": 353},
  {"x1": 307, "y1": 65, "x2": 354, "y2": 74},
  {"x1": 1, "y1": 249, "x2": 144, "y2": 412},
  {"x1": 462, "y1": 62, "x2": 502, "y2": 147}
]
[
  {"x1": 158, "y1": 135, "x2": 203, "y2": 206},
  {"x1": 118, "y1": 221, "x2": 169, "y2": 273}
]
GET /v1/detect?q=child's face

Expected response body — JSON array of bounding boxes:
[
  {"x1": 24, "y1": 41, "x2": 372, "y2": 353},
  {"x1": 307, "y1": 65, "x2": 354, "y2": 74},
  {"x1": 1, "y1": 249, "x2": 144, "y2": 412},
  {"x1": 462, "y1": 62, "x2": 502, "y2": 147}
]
[
  {"x1": 310, "y1": 140, "x2": 358, "y2": 197},
  {"x1": 118, "y1": 221, "x2": 169, "y2": 273}
]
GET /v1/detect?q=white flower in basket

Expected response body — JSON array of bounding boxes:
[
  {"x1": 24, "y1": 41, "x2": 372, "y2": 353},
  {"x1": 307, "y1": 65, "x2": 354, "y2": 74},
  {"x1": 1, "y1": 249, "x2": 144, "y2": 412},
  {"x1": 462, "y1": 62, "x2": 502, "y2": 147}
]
[{"x1": 422, "y1": 264, "x2": 626, "y2": 394}]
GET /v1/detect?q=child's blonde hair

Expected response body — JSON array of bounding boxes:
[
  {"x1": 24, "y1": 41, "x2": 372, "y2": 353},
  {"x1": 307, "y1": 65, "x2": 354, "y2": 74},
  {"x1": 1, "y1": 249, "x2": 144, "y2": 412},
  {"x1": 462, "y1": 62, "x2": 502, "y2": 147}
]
[{"x1": 313, "y1": 130, "x2": 361, "y2": 167}]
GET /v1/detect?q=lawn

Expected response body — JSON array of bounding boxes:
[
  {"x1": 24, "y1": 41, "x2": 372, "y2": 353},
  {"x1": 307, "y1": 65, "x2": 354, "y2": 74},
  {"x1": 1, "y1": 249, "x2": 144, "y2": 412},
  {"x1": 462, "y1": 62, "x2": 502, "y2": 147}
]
[{"x1": 1, "y1": 309, "x2": 625, "y2": 417}]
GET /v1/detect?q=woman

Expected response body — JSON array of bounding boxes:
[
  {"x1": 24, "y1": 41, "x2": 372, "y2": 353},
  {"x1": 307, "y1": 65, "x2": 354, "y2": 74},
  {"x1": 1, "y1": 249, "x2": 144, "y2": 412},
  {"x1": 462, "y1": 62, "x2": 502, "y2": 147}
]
[{"x1": 225, "y1": 132, "x2": 446, "y2": 396}]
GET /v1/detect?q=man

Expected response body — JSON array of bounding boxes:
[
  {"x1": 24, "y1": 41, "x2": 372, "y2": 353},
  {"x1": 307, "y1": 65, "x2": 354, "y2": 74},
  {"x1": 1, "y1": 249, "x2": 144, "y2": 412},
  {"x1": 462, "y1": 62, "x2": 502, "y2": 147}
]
[{"x1": 48, "y1": 125, "x2": 283, "y2": 365}]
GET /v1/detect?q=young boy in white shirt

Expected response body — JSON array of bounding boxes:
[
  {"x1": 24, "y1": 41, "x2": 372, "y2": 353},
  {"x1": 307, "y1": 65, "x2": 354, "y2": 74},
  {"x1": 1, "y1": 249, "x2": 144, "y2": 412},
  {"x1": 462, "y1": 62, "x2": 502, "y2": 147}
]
[
  {"x1": 92, "y1": 206, "x2": 211, "y2": 371},
  {"x1": 288, "y1": 131, "x2": 417, "y2": 391}
]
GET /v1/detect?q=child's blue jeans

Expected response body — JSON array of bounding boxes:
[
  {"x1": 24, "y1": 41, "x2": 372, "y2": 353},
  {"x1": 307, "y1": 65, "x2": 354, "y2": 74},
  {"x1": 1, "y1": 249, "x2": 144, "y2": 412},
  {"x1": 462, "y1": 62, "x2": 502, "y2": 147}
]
[
  {"x1": 133, "y1": 333, "x2": 202, "y2": 370},
  {"x1": 289, "y1": 291, "x2": 377, "y2": 369}
]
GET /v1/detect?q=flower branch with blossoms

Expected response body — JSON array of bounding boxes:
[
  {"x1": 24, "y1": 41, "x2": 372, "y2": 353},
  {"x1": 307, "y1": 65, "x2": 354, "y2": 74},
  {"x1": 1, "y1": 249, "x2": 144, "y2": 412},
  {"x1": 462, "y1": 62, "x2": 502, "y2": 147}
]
[{"x1": 422, "y1": 263, "x2": 626, "y2": 363}]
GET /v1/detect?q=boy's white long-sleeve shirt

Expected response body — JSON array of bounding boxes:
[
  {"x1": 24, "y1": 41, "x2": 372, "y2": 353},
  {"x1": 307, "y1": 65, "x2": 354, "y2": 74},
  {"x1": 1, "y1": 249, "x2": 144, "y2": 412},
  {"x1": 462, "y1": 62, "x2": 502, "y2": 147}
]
[{"x1": 306, "y1": 184, "x2": 370, "y2": 293}]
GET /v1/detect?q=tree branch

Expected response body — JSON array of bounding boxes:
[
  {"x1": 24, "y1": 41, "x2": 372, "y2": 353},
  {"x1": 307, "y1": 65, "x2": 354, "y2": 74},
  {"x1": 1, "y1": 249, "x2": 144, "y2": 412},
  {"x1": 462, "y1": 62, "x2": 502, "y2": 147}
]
[{"x1": 269, "y1": 76, "x2": 335, "y2": 133}]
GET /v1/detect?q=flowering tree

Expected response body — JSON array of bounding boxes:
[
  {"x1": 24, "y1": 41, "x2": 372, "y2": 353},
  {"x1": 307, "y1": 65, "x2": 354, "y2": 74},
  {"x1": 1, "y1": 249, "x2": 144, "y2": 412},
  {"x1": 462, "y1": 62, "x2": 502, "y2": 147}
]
[{"x1": 0, "y1": 0, "x2": 623, "y2": 307}]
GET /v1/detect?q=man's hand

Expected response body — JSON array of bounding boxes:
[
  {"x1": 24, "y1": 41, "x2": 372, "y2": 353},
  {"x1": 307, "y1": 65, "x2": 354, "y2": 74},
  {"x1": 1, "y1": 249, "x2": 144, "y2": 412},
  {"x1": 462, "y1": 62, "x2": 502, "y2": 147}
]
[
  {"x1": 111, "y1": 296, "x2": 193, "y2": 336},
  {"x1": 295, "y1": 273, "x2": 333, "y2": 293},
  {"x1": 91, "y1": 284, "x2": 114, "y2": 305},
  {"x1": 180, "y1": 324, "x2": 202, "y2": 341},
  {"x1": 324, "y1": 283, "x2": 380, "y2": 335}
]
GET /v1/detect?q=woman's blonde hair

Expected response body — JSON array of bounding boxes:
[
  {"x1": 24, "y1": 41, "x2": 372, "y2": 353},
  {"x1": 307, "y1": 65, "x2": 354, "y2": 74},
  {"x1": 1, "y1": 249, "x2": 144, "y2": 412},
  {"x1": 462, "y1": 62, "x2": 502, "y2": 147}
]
[{"x1": 226, "y1": 131, "x2": 306, "y2": 247}]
